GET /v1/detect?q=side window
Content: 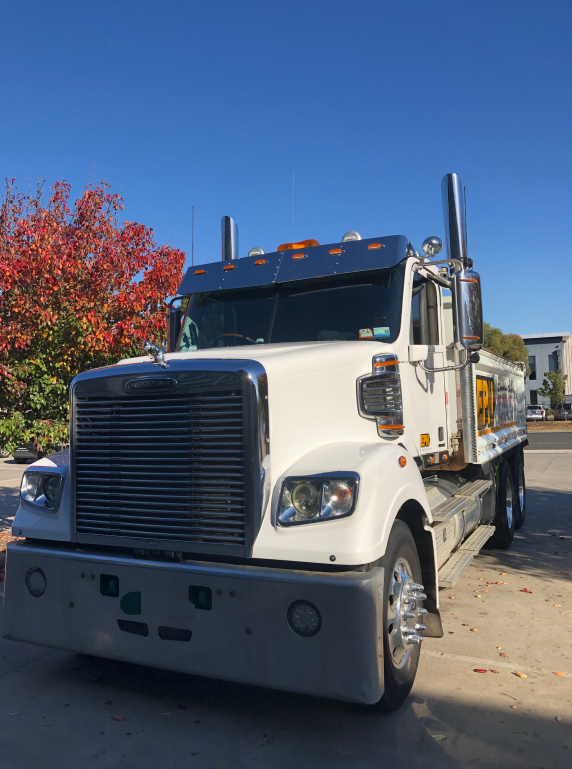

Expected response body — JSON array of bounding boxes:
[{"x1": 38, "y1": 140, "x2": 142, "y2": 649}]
[{"x1": 411, "y1": 278, "x2": 439, "y2": 345}]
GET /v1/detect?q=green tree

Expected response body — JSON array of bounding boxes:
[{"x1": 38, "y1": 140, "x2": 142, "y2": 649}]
[
  {"x1": 537, "y1": 370, "x2": 568, "y2": 407},
  {"x1": 483, "y1": 323, "x2": 530, "y2": 373}
]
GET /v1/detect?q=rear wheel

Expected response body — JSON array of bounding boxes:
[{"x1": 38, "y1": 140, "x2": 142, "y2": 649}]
[
  {"x1": 371, "y1": 521, "x2": 425, "y2": 712},
  {"x1": 488, "y1": 462, "x2": 515, "y2": 549},
  {"x1": 511, "y1": 454, "x2": 526, "y2": 530}
]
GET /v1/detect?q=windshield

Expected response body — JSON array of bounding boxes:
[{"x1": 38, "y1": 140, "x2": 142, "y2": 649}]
[{"x1": 178, "y1": 266, "x2": 404, "y2": 350}]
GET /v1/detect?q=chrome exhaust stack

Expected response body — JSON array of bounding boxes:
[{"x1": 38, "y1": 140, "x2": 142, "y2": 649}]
[
  {"x1": 221, "y1": 216, "x2": 239, "y2": 261},
  {"x1": 441, "y1": 173, "x2": 468, "y2": 267}
]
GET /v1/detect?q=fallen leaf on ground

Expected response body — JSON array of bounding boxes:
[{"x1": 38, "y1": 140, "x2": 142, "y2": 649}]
[
  {"x1": 474, "y1": 669, "x2": 487, "y2": 673},
  {"x1": 462, "y1": 623, "x2": 470, "y2": 626},
  {"x1": 112, "y1": 715, "x2": 125, "y2": 722},
  {"x1": 484, "y1": 590, "x2": 489, "y2": 593},
  {"x1": 500, "y1": 653, "x2": 509, "y2": 657},
  {"x1": 510, "y1": 705, "x2": 518, "y2": 709},
  {"x1": 556, "y1": 716, "x2": 562, "y2": 721},
  {"x1": 545, "y1": 599, "x2": 552, "y2": 602},
  {"x1": 496, "y1": 646, "x2": 502, "y2": 649},
  {"x1": 490, "y1": 669, "x2": 499, "y2": 674},
  {"x1": 554, "y1": 604, "x2": 562, "y2": 608},
  {"x1": 500, "y1": 572, "x2": 507, "y2": 576},
  {"x1": 449, "y1": 596, "x2": 456, "y2": 599},
  {"x1": 513, "y1": 672, "x2": 528, "y2": 679},
  {"x1": 520, "y1": 588, "x2": 532, "y2": 594},
  {"x1": 432, "y1": 735, "x2": 447, "y2": 741},
  {"x1": 496, "y1": 581, "x2": 504, "y2": 585},
  {"x1": 553, "y1": 672, "x2": 565, "y2": 677},
  {"x1": 475, "y1": 594, "x2": 481, "y2": 598},
  {"x1": 470, "y1": 628, "x2": 478, "y2": 633},
  {"x1": 501, "y1": 692, "x2": 517, "y2": 701}
]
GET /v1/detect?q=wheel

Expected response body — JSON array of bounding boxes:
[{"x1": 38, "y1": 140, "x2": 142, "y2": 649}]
[
  {"x1": 371, "y1": 521, "x2": 425, "y2": 712},
  {"x1": 488, "y1": 462, "x2": 515, "y2": 549},
  {"x1": 511, "y1": 454, "x2": 526, "y2": 530}
]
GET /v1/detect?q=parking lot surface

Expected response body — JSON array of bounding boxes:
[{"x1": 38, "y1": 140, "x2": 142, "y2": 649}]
[{"x1": 0, "y1": 453, "x2": 571, "y2": 769}]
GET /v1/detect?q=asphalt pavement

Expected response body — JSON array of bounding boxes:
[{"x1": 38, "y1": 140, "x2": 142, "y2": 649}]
[
  {"x1": 0, "y1": 454, "x2": 571, "y2": 768},
  {"x1": 526, "y1": 431, "x2": 572, "y2": 450}
]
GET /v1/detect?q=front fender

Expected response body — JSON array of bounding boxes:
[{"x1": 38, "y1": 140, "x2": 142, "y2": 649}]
[{"x1": 252, "y1": 441, "x2": 432, "y2": 566}]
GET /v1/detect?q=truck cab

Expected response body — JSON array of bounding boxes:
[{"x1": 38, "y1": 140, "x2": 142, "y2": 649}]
[{"x1": 4, "y1": 174, "x2": 527, "y2": 711}]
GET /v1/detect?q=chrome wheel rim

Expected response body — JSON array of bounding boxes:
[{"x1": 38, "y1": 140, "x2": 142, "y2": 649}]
[
  {"x1": 518, "y1": 466, "x2": 525, "y2": 510},
  {"x1": 506, "y1": 473, "x2": 514, "y2": 529},
  {"x1": 386, "y1": 558, "x2": 425, "y2": 669}
]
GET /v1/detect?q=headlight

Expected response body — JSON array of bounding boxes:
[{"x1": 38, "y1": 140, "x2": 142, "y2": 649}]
[
  {"x1": 21, "y1": 471, "x2": 64, "y2": 512},
  {"x1": 278, "y1": 474, "x2": 358, "y2": 526}
]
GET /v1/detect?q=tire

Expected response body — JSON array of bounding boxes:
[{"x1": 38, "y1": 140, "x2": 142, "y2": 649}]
[
  {"x1": 488, "y1": 462, "x2": 515, "y2": 549},
  {"x1": 511, "y1": 454, "x2": 526, "y2": 530},
  {"x1": 14, "y1": 458, "x2": 28, "y2": 464},
  {"x1": 370, "y1": 521, "x2": 424, "y2": 712}
]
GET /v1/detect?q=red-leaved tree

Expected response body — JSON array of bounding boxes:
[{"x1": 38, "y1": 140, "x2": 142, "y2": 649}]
[{"x1": 0, "y1": 179, "x2": 185, "y2": 447}]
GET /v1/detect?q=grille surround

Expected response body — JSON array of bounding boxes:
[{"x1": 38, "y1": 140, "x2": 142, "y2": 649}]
[{"x1": 71, "y1": 361, "x2": 268, "y2": 558}]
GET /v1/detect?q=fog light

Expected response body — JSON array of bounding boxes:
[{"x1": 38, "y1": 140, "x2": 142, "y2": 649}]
[
  {"x1": 287, "y1": 600, "x2": 321, "y2": 637},
  {"x1": 25, "y1": 567, "x2": 47, "y2": 598}
]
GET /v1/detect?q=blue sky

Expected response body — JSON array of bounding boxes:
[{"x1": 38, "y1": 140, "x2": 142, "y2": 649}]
[{"x1": 1, "y1": 0, "x2": 570, "y2": 334}]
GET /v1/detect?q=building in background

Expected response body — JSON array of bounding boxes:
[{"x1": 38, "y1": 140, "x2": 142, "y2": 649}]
[{"x1": 522, "y1": 333, "x2": 572, "y2": 406}]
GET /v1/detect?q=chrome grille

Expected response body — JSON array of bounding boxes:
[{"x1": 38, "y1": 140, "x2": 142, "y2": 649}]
[{"x1": 74, "y1": 388, "x2": 246, "y2": 548}]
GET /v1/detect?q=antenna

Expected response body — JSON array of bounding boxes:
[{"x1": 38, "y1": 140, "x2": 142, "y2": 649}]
[
  {"x1": 192, "y1": 205, "x2": 195, "y2": 267},
  {"x1": 292, "y1": 172, "x2": 295, "y2": 243}
]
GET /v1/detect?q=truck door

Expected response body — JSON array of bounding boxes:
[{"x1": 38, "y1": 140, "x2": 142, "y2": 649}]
[{"x1": 407, "y1": 277, "x2": 448, "y2": 459}]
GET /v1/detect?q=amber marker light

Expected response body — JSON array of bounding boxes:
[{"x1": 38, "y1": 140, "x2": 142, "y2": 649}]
[
  {"x1": 292, "y1": 253, "x2": 307, "y2": 259},
  {"x1": 223, "y1": 264, "x2": 235, "y2": 271},
  {"x1": 329, "y1": 248, "x2": 343, "y2": 254},
  {"x1": 374, "y1": 360, "x2": 400, "y2": 368},
  {"x1": 399, "y1": 456, "x2": 407, "y2": 467},
  {"x1": 194, "y1": 269, "x2": 206, "y2": 275},
  {"x1": 254, "y1": 259, "x2": 267, "y2": 265},
  {"x1": 368, "y1": 243, "x2": 383, "y2": 249}
]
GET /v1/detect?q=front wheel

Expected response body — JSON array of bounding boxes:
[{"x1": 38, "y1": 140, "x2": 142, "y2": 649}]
[{"x1": 371, "y1": 521, "x2": 425, "y2": 712}]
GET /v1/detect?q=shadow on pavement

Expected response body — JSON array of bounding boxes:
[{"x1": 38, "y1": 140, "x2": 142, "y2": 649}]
[
  {"x1": 481, "y1": 487, "x2": 572, "y2": 584},
  {"x1": 2, "y1": 648, "x2": 562, "y2": 769}
]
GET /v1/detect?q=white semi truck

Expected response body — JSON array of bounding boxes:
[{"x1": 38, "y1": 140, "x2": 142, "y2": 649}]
[{"x1": 4, "y1": 174, "x2": 527, "y2": 711}]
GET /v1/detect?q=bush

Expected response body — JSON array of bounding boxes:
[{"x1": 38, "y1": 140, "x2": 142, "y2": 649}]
[{"x1": 0, "y1": 412, "x2": 68, "y2": 454}]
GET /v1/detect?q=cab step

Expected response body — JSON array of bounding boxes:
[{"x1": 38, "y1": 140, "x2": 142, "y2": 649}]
[
  {"x1": 431, "y1": 495, "x2": 470, "y2": 523},
  {"x1": 455, "y1": 478, "x2": 493, "y2": 499},
  {"x1": 459, "y1": 524, "x2": 496, "y2": 553},
  {"x1": 438, "y1": 525, "x2": 496, "y2": 588},
  {"x1": 431, "y1": 479, "x2": 493, "y2": 523},
  {"x1": 438, "y1": 551, "x2": 474, "y2": 588}
]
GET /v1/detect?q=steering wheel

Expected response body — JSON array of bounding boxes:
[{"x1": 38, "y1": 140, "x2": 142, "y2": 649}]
[{"x1": 211, "y1": 332, "x2": 256, "y2": 347}]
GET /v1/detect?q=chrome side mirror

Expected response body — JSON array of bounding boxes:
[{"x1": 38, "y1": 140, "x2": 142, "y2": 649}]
[{"x1": 452, "y1": 269, "x2": 483, "y2": 351}]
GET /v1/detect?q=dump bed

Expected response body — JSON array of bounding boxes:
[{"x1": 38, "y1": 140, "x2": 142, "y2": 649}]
[{"x1": 459, "y1": 349, "x2": 527, "y2": 464}]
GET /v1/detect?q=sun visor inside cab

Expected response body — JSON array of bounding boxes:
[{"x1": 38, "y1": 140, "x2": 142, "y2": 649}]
[{"x1": 177, "y1": 235, "x2": 409, "y2": 295}]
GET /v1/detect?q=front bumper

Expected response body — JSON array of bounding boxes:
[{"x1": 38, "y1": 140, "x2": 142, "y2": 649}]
[{"x1": 3, "y1": 542, "x2": 385, "y2": 704}]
